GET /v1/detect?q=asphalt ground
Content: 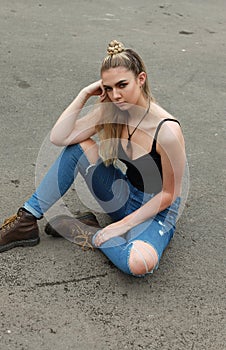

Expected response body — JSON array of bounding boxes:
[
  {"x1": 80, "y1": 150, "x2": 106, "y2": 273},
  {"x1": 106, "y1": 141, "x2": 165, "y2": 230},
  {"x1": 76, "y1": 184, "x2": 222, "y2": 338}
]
[{"x1": 0, "y1": 1, "x2": 225, "y2": 349}]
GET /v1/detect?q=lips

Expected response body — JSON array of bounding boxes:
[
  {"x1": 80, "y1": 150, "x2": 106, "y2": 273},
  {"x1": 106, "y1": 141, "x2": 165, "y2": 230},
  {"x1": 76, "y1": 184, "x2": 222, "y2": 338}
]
[{"x1": 114, "y1": 102, "x2": 126, "y2": 108}]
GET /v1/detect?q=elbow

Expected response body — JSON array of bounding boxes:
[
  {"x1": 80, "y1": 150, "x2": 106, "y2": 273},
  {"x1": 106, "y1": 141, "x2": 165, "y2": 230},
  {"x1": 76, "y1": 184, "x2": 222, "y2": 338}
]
[
  {"x1": 49, "y1": 132, "x2": 58, "y2": 145},
  {"x1": 49, "y1": 131, "x2": 56, "y2": 144},
  {"x1": 49, "y1": 131, "x2": 65, "y2": 146},
  {"x1": 161, "y1": 190, "x2": 175, "y2": 208}
]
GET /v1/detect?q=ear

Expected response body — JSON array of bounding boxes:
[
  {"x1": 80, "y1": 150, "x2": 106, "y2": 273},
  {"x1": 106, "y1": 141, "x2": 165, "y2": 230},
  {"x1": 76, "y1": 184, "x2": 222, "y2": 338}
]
[{"x1": 137, "y1": 72, "x2": 146, "y2": 87}]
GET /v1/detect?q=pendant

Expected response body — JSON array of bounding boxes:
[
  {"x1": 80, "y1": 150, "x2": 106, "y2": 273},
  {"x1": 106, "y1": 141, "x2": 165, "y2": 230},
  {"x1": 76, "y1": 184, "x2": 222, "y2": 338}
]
[
  {"x1": 126, "y1": 138, "x2": 132, "y2": 158},
  {"x1": 126, "y1": 135, "x2": 132, "y2": 150},
  {"x1": 126, "y1": 139, "x2": 131, "y2": 150}
]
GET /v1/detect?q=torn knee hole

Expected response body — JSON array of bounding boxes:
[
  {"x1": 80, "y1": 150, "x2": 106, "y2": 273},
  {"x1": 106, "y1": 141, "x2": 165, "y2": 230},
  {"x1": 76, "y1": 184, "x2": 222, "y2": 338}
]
[{"x1": 129, "y1": 241, "x2": 158, "y2": 275}]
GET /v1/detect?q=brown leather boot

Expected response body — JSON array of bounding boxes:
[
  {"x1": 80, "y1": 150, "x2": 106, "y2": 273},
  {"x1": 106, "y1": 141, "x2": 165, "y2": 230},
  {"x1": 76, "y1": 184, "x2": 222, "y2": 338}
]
[
  {"x1": 45, "y1": 212, "x2": 101, "y2": 250},
  {"x1": 0, "y1": 208, "x2": 40, "y2": 253}
]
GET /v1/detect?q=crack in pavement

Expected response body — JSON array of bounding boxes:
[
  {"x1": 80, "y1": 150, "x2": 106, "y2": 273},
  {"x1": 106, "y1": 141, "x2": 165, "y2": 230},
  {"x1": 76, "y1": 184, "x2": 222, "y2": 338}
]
[{"x1": 35, "y1": 272, "x2": 108, "y2": 288}]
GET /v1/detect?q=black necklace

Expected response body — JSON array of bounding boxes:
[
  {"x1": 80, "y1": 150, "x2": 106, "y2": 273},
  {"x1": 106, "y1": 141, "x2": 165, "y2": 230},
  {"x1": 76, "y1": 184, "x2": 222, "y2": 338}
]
[{"x1": 126, "y1": 100, "x2": 150, "y2": 154}]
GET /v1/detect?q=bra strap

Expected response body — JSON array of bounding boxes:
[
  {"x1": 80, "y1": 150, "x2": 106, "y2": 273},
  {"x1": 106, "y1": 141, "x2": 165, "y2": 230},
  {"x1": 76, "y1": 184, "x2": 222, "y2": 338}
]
[{"x1": 152, "y1": 118, "x2": 181, "y2": 152}]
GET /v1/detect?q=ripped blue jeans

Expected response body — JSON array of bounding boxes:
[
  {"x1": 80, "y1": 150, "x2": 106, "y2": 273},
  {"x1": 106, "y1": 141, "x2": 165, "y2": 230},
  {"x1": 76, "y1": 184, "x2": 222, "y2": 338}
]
[{"x1": 24, "y1": 144, "x2": 181, "y2": 277}]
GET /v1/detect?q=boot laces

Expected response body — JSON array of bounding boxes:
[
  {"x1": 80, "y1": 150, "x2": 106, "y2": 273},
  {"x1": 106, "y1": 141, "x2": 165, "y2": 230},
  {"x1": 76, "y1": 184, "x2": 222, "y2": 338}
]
[
  {"x1": 0, "y1": 213, "x2": 19, "y2": 230},
  {"x1": 71, "y1": 223, "x2": 95, "y2": 251}
]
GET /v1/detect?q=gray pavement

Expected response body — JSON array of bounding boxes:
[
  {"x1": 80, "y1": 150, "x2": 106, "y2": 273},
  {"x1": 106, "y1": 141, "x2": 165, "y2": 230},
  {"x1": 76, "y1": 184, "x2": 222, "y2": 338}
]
[{"x1": 0, "y1": 1, "x2": 225, "y2": 349}]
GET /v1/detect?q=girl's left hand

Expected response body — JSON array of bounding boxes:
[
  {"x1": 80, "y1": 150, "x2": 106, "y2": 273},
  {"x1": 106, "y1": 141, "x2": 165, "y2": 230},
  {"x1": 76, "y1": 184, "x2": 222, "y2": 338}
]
[{"x1": 94, "y1": 221, "x2": 130, "y2": 247}]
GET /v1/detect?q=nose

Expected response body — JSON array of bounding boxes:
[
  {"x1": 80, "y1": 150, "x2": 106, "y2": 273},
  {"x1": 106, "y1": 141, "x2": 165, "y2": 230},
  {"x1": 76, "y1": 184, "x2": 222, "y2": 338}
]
[{"x1": 112, "y1": 88, "x2": 121, "y2": 100}]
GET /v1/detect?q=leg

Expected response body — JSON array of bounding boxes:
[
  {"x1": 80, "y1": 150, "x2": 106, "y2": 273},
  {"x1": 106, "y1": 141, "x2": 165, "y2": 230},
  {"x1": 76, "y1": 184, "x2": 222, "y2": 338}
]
[
  {"x1": 24, "y1": 138, "x2": 130, "y2": 221},
  {"x1": 23, "y1": 141, "x2": 99, "y2": 218},
  {"x1": 0, "y1": 139, "x2": 130, "y2": 252},
  {"x1": 92, "y1": 235, "x2": 159, "y2": 277},
  {"x1": 92, "y1": 200, "x2": 180, "y2": 276},
  {"x1": 0, "y1": 140, "x2": 100, "y2": 253}
]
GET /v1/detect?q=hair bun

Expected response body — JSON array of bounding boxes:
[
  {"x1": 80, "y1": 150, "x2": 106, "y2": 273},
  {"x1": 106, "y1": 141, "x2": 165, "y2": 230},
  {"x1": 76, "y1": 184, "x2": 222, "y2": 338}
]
[{"x1": 107, "y1": 40, "x2": 125, "y2": 55}]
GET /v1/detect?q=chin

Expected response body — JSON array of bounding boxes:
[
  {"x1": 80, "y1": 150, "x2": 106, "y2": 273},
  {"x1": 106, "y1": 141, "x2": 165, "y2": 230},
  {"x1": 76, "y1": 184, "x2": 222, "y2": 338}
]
[{"x1": 114, "y1": 102, "x2": 131, "y2": 110}]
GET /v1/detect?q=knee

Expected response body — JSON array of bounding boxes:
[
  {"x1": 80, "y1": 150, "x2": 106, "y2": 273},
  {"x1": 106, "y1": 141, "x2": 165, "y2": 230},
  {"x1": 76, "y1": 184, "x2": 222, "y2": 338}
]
[
  {"x1": 79, "y1": 139, "x2": 99, "y2": 164},
  {"x1": 79, "y1": 139, "x2": 96, "y2": 151},
  {"x1": 128, "y1": 241, "x2": 158, "y2": 276}
]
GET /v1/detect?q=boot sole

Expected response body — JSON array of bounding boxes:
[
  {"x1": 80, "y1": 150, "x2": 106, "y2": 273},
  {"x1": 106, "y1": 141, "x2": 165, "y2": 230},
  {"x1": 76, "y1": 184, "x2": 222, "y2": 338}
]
[{"x1": 0, "y1": 237, "x2": 40, "y2": 253}]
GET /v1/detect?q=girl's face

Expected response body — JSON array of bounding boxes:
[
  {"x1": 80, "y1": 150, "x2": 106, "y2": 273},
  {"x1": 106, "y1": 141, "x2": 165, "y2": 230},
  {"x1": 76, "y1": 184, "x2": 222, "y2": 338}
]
[{"x1": 101, "y1": 67, "x2": 147, "y2": 110}]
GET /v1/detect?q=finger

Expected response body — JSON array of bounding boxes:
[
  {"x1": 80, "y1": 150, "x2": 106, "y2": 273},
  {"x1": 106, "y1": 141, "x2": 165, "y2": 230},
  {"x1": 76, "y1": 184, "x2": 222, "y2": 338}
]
[
  {"x1": 94, "y1": 230, "x2": 104, "y2": 247},
  {"x1": 100, "y1": 94, "x2": 106, "y2": 102},
  {"x1": 96, "y1": 232, "x2": 106, "y2": 247},
  {"x1": 99, "y1": 81, "x2": 106, "y2": 98}
]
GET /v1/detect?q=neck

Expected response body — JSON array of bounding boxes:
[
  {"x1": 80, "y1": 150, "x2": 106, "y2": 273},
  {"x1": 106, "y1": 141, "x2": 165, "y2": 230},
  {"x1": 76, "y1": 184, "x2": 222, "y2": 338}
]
[{"x1": 127, "y1": 97, "x2": 150, "y2": 122}]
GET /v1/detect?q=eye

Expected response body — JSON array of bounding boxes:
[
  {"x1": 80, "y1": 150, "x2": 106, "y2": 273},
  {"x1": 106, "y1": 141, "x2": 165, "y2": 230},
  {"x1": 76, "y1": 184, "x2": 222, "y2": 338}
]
[
  {"x1": 104, "y1": 86, "x2": 112, "y2": 92},
  {"x1": 119, "y1": 83, "x2": 127, "y2": 88}
]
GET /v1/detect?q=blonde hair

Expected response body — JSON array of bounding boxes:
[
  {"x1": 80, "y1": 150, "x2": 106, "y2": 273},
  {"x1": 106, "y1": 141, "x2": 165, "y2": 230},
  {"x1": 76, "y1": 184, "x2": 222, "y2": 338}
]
[{"x1": 96, "y1": 40, "x2": 154, "y2": 166}]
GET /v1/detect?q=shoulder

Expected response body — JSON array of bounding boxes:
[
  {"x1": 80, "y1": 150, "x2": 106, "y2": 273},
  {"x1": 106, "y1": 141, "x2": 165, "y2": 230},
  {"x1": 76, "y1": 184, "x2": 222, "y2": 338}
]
[
  {"x1": 151, "y1": 104, "x2": 181, "y2": 136},
  {"x1": 157, "y1": 119, "x2": 184, "y2": 151},
  {"x1": 159, "y1": 119, "x2": 181, "y2": 134}
]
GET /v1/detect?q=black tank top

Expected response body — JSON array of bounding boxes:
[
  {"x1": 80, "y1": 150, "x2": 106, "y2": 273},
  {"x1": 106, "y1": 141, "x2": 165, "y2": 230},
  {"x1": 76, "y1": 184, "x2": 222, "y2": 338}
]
[{"x1": 118, "y1": 118, "x2": 180, "y2": 194}]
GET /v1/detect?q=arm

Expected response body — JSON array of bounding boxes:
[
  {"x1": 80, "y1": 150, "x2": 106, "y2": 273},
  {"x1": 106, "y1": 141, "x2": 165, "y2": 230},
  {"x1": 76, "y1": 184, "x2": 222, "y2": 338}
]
[
  {"x1": 50, "y1": 80, "x2": 107, "y2": 146},
  {"x1": 95, "y1": 121, "x2": 186, "y2": 246},
  {"x1": 125, "y1": 121, "x2": 185, "y2": 226}
]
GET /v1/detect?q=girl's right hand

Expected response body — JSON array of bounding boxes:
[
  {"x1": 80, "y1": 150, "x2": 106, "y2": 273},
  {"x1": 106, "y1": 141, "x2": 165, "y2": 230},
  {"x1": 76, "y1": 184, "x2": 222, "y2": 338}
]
[{"x1": 83, "y1": 80, "x2": 107, "y2": 102}]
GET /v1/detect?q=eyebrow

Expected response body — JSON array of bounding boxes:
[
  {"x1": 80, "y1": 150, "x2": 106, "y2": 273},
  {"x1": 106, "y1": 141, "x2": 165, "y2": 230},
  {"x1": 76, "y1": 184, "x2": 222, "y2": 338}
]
[{"x1": 103, "y1": 79, "x2": 128, "y2": 88}]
